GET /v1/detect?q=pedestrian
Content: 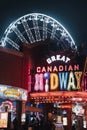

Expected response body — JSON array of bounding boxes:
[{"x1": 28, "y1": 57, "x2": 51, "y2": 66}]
[{"x1": 13, "y1": 117, "x2": 18, "y2": 130}]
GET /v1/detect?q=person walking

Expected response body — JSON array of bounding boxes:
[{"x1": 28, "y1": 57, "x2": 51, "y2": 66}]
[{"x1": 13, "y1": 117, "x2": 18, "y2": 130}]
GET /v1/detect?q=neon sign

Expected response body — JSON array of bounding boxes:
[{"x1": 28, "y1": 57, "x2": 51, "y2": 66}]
[
  {"x1": 36, "y1": 65, "x2": 79, "y2": 72},
  {"x1": 0, "y1": 112, "x2": 8, "y2": 128},
  {"x1": 46, "y1": 55, "x2": 71, "y2": 64},
  {"x1": 34, "y1": 65, "x2": 82, "y2": 92},
  {"x1": 0, "y1": 85, "x2": 28, "y2": 101}
]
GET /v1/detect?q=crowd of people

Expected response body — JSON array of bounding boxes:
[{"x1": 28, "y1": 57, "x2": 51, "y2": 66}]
[{"x1": 21, "y1": 114, "x2": 55, "y2": 130}]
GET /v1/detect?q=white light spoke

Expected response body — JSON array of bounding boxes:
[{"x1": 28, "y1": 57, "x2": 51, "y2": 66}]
[
  {"x1": 43, "y1": 20, "x2": 47, "y2": 40},
  {"x1": 0, "y1": 38, "x2": 6, "y2": 47},
  {"x1": 50, "y1": 26, "x2": 57, "y2": 39},
  {"x1": 6, "y1": 37, "x2": 19, "y2": 50},
  {"x1": 33, "y1": 20, "x2": 41, "y2": 42},
  {"x1": 13, "y1": 27, "x2": 28, "y2": 43},
  {"x1": 61, "y1": 30, "x2": 67, "y2": 37},
  {"x1": 22, "y1": 20, "x2": 35, "y2": 43}
]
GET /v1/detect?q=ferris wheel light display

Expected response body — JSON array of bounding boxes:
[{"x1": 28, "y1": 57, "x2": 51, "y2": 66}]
[{"x1": 0, "y1": 13, "x2": 77, "y2": 52}]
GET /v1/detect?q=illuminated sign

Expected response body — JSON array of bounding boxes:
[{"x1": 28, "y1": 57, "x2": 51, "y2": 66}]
[
  {"x1": 72, "y1": 104, "x2": 85, "y2": 116},
  {"x1": 34, "y1": 64, "x2": 82, "y2": 92},
  {"x1": 3, "y1": 89, "x2": 21, "y2": 98},
  {"x1": 0, "y1": 112, "x2": 8, "y2": 128},
  {"x1": 0, "y1": 100, "x2": 13, "y2": 112},
  {"x1": 36, "y1": 65, "x2": 79, "y2": 72},
  {"x1": 46, "y1": 55, "x2": 70, "y2": 64},
  {"x1": 63, "y1": 117, "x2": 68, "y2": 126},
  {"x1": 0, "y1": 85, "x2": 28, "y2": 101}
]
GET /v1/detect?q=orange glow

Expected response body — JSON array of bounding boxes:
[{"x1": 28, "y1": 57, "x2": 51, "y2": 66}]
[
  {"x1": 61, "y1": 105, "x2": 72, "y2": 108},
  {"x1": 30, "y1": 91, "x2": 87, "y2": 103},
  {"x1": 30, "y1": 91, "x2": 87, "y2": 98}
]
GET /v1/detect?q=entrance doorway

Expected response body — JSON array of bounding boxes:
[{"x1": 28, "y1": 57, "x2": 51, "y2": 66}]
[{"x1": 43, "y1": 102, "x2": 87, "y2": 130}]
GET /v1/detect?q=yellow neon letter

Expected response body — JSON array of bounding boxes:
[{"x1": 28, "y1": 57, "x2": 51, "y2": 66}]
[
  {"x1": 50, "y1": 73, "x2": 58, "y2": 90},
  {"x1": 75, "y1": 72, "x2": 82, "y2": 90}
]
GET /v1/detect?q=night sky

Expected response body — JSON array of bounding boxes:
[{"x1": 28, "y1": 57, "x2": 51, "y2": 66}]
[{"x1": 0, "y1": 0, "x2": 87, "y2": 55}]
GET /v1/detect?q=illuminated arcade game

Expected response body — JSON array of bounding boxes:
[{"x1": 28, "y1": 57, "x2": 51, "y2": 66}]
[{"x1": 0, "y1": 13, "x2": 87, "y2": 130}]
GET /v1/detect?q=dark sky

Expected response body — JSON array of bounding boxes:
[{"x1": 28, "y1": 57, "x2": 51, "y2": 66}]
[{"x1": 0, "y1": 0, "x2": 87, "y2": 54}]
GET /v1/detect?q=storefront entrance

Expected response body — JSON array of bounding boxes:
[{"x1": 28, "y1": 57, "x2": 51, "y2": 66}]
[
  {"x1": 30, "y1": 91, "x2": 87, "y2": 130},
  {"x1": 42, "y1": 102, "x2": 87, "y2": 130}
]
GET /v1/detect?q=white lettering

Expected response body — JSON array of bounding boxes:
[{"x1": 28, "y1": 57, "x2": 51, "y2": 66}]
[{"x1": 46, "y1": 54, "x2": 71, "y2": 64}]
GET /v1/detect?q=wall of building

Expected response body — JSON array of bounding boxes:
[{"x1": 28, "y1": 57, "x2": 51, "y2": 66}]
[{"x1": 0, "y1": 47, "x2": 24, "y2": 88}]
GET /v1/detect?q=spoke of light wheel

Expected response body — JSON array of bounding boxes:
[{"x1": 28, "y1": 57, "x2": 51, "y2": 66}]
[
  {"x1": 12, "y1": 27, "x2": 28, "y2": 43},
  {"x1": 33, "y1": 19, "x2": 41, "y2": 41},
  {"x1": 21, "y1": 20, "x2": 35, "y2": 43},
  {"x1": 43, "y1": 20, "x2": 47, "y2": 40},
  {"x1": 61, "y1": 30, "x2": 67, "y2": 39},
  {"x1": 65, "y1": 37, "x2": 71, "y2": 47},
  {"x1": 50, "y1": 26, "x2": 57, "y2": 39},
  {"x1": 61, "y1": 42, "x2": 67, "y2": 50},
  {"x1": 5, "y1": 37, "x2": 19, "y2": 50}
]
